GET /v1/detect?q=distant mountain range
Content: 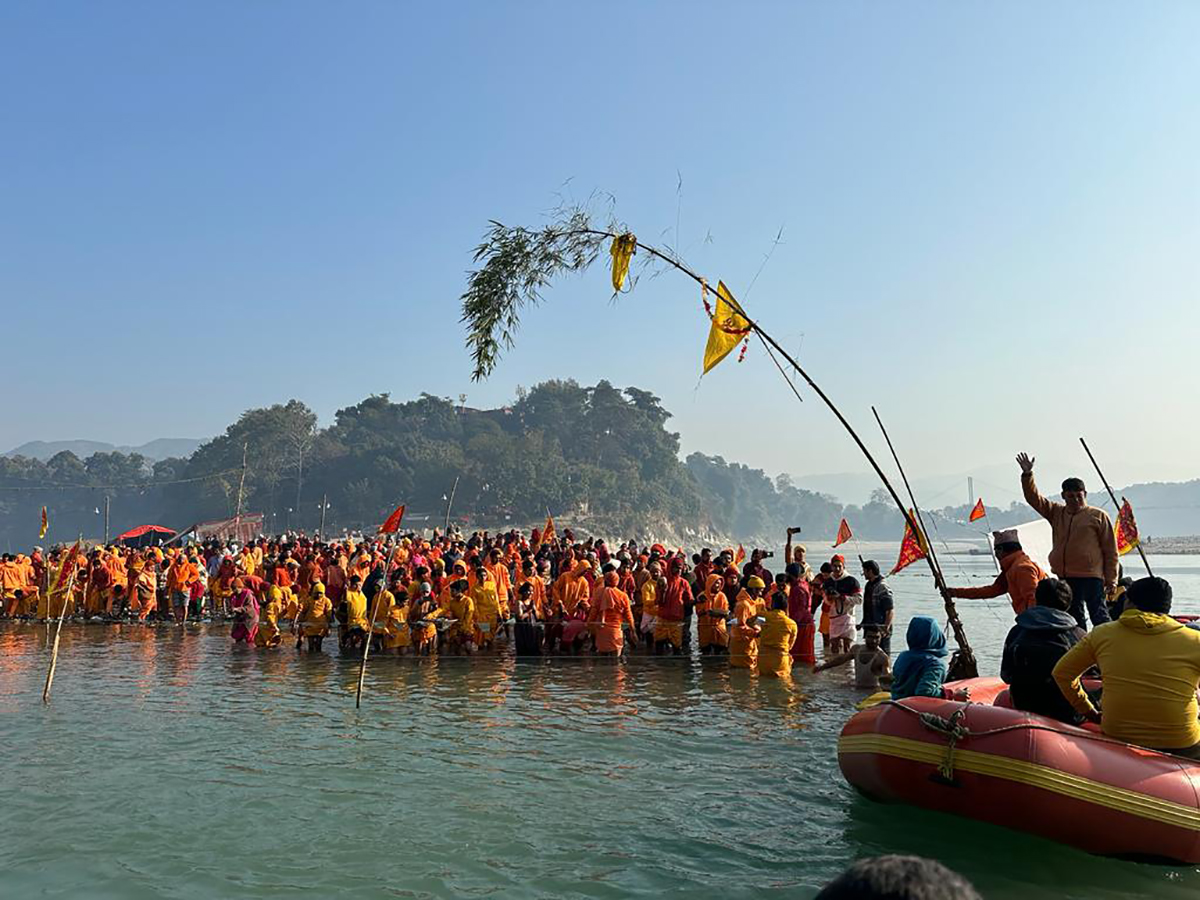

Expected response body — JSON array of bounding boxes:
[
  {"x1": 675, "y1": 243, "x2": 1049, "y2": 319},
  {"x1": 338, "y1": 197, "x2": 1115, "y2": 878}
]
[{"x1": 5, "y1": 438, "x2": 205, "y2": 463}]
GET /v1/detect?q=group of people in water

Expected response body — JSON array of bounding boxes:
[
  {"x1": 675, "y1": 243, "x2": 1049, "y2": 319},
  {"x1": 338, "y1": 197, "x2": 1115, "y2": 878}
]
[{"x1": 5, "y1": 452, "x2": 1199, "y2": 757}]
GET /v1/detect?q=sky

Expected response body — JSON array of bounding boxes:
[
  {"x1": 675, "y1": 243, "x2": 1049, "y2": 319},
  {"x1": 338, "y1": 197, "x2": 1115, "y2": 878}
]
[{"x1": 2, "y1": 1, "x2": 1197, "y2": 491}]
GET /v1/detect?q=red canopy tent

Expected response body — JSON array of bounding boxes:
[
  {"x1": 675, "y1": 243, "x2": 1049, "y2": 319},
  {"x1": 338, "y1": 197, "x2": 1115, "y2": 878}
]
[{"x1": 116, "y1": 524, "x2": 177, "y2": 548}]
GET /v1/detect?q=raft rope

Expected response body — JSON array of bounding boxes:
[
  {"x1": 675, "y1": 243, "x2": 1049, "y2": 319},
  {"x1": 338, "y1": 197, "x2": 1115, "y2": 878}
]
[
  {"x1": 917, "y1": 706, "x2": 970, "y2": 779},
  {"x1": 881, "y1": 699, "x2": 1182, "y2": 758}
]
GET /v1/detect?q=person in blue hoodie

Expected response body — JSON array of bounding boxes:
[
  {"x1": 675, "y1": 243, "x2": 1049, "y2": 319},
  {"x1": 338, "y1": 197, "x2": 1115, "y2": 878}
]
[
  {"x1": 1000, "y1": 577, "x2": 1086, "y2": 722},
  {"x1": 890, "y1": 616, "x2": 949, "y2": 700}
]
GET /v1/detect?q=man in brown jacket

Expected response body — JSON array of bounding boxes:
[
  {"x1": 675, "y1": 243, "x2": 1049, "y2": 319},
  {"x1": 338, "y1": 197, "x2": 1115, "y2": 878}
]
[{"x1": 1017, "y1": 452, "x2": 1117, "y2": 629}]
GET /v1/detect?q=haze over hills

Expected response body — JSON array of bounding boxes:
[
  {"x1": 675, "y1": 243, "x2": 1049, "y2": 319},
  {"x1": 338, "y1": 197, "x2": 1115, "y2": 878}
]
[{"x1": 5, "y1": 438, "x2": 205, "y2": 463}]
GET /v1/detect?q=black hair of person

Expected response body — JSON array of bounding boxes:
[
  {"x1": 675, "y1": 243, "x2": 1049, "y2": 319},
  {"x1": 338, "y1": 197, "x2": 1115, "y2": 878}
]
[
  {"x1": 815, "y1": 855, "x2": 981, "y2": 900},
  {"x1": 1033, "y1": 577, "x2": 1073, "y2": 611}
]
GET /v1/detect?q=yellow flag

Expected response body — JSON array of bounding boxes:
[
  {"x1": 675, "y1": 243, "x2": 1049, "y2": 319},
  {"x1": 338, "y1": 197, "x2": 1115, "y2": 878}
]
[
  {"x1": 702, "y1": 281, "x2": 750, "y2": 374},
  {"x1": 39, "y1": 506, "x2": 48, "y2": 539},
  {"x1": 610, "y1": 233, "x2": 636, "y2": 292}
]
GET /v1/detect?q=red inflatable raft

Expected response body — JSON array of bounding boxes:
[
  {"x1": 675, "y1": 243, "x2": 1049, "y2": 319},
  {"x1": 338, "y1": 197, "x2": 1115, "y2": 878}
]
[{"x1": 838, "y1": 677, "x2": 1200, "y2": 863}]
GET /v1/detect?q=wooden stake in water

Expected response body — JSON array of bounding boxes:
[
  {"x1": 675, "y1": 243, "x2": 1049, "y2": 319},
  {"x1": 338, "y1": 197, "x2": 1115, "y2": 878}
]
[
  {"x1": 1080, "y1": 437, "x2": 1153, "y2": 577},
  {"x1": 42, "y1": 553, "x2": 81, "y2": 704}
]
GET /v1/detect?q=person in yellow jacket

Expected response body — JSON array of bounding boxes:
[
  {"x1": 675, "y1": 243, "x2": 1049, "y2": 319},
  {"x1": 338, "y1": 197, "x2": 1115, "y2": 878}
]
[
  {"x1": 730, "y1": 576, "x2": 767, "y2": 669},
  {"x1": 1053, "y1": 577, "x2": 1200, "y2": 757},
  {"x1": 758, "y1": 595, "x2": 798, "y2": 677},
  {"x1": 471, "y1": 566, "x2": 502, "y2": 650},
  {"x1": 299, "y1": 582, "x2": 333, "y2": 652},
  {"x1": 434, "y1": 578, "x2": 475, "y2": 654},
  {"x1": 340, "y1": 575, "x2": 369, "y2": 651},
  {"x1": 255, "y1": 585, "x2": 283, "y2": 648}
]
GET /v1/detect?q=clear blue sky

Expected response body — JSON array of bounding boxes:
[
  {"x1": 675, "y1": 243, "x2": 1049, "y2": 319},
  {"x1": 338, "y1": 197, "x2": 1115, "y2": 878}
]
[{"x1": 2, "y1": 2, "x2": 1196, "y2": 489}]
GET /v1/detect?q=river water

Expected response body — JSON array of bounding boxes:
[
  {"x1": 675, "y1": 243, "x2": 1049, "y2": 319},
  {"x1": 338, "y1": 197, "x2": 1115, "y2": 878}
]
[{"x1": 3, "y1": 551, "x2": 1199, "y2": 899}]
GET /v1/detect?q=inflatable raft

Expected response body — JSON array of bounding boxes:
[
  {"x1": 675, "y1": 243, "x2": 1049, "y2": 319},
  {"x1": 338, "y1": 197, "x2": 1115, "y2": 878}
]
[{"x1": 838, "y1": 677, "x2": 1200, "y2": 863}]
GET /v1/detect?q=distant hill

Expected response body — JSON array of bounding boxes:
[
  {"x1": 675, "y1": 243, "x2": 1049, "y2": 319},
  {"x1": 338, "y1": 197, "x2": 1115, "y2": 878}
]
[{"x1": 5, "y1": 437, "x2": 204, "y2": 463}]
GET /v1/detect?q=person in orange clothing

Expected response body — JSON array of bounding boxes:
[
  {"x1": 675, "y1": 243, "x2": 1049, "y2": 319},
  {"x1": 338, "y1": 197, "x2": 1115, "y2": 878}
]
[
  {"x1": 484, "y1": 546, "x2": 513, "y2": 622},
  {"x1": 2, "y1": 554, "x2": 30, "y2": 616},
  {"x1": 654, "y1": 557, "x2": 691, "y2": 654},
  {"x1": 758, "y1": 594, "x2": 798, "y2": 678},
  {"x1": 944, "y1": 529, "x2": 1045, "y2": 616},
  {"x1": 696, "y1": 573, "x2": 730, "y2": 654},
  {"x1": 591, "y1": 570, "x2": 636, "y2": 656},
  {"x1": 515, "y1": 558, "x2": 547, "y2": 619},
  {"x1": 166, "y1": 552, "x2": 198, "y2": 623},
  {"x1": 730, "y1": 576, "x2": 767, "y2": 669},
  {"x1": 129, "y1": 555, "x2": 159, "y2": 621}
]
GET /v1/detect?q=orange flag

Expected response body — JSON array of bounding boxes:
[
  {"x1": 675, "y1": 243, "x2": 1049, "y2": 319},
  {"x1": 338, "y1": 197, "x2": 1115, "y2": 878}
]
[
  {"x1": 1115, "y1": 498, "x2": 1140, "y2": 556},
  {"x1": 890, "y1": 511, "x2": 929, "y2": 575},
  {"x1": 39, "y1": 506, "x2": 48, "y2": 539},
  {"x1": 542, "y1": 516, "x2": 556, "y2": 544},
  {"x1": 734, "y1": 544, "x2": 746, "y2": 567},
  {"x1": 968, "y1": 499, "x2": 986, "y2": 522},
  {"x1": 833, "y1": 518, "x2": 853, "y2": 547},
  {"x1": 378, "y1": 504, "x2": 406, "y2": 534}
]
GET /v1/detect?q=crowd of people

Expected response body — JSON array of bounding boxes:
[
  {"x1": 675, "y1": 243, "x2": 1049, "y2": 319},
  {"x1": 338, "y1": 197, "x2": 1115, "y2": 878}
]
[{"x1": 6, "y1": 451, "x2": 1200, "y2": 758}]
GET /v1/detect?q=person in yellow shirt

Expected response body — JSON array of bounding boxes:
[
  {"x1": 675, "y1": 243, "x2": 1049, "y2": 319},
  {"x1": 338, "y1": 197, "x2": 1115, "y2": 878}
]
[
  {"x1": 758, "y1": 595, "x2": 798, "y2": 677},
  {"x1": 382, "y1": 575, "x2": 412, "y2": 653},
  {"x1": 299, "y1": 582, "x2": 333, "y2": 652},
  {"x1": 434, "y1": 578, "x2": 475, "y2": 654},
  {"x1": 1053, "y1": 577, "x2": 1200, "y2": 757},
  {"x1": 471, "y1": 565, "x2": 502, "y2": 650},
  {"x1": 340, "y1": 575, "x2": 369, "y2": 651},
  {"x1": 255, "y1": 585, "x2": 283, "y2": 648},
  {"x1": 638, "y1": 561, "x2": 662, "y2": 649},
  {"x1": 730, "y1": 576, "x2": 767, "y2": 669}
]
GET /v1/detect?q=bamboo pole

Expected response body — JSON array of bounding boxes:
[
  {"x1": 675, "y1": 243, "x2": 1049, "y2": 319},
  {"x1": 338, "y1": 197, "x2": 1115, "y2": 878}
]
[
  {"x1": 42, "y1": 548, "x2": 81, "y2": 704},
  {"x1": 356, "y1": 543, "x2": 399, "y2": 708},
  {"x1": 444, "y1": 476, "x2": 460, "y2": 534},
  {"x1": 1080, "y1": 437, "x2": 1153, "y2": 577},
  {"x1": 872, "y1": 408, "x2": 976, "y2": 671}
]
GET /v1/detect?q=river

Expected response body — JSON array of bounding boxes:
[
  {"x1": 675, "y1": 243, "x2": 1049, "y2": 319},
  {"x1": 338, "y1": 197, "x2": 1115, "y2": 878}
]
[{"x1": 2, "y1": 550, "x2": 1198, "y2": 898}]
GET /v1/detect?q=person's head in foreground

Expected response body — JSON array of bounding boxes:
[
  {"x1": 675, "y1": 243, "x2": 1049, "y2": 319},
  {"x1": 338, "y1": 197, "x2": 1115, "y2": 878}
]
[{"x1": 815, "y1": 854, "x2": 981, "y2": 899}]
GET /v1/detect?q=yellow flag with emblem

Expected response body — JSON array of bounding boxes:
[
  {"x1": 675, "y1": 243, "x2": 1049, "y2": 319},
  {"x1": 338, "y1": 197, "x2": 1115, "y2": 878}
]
[{"x1": 702, "y1": 281, "x2": 751, "y2": 374}]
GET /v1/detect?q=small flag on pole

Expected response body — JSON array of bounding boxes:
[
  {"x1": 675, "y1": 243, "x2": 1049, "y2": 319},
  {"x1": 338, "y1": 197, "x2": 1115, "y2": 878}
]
[
  {"x1": 833, "y1": 518, "x2": 853, "y2": 547},
  {"x1": 378, "y1": 504, "x2": 406, "y2": 534},
  {"x1": 890, "y1": 511, "x2": 929, "y2": 575},
  {"x1": 39, "y1": 506, "x2": 48, "y2": 539},
  {"x1": 1115, "y1": 498, "x2": 1140, "y2": 556},
  {"x1": 542, "y1": 516, "x2": 556, "y2": 544},
  {"x1": 734, "y1": 544, "x2": 746, "y2": 567},
  {"x1": 968, "y1": 498, "x2": 986, "y2": 522},
  {"x1": 702, "y1": 281, "x2": 752, "y2": 374}
]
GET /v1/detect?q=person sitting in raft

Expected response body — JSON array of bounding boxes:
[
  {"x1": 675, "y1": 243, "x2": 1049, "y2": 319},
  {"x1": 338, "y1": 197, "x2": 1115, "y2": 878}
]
[
  {"x1": 813, "y1": 624, "x2": 892, "y2": 691},
  {"x1": 1000, "y1": 577, "x2": 1084, "y2": 722},
  {"x1": 890, "y1": 616, "x2": 949, "y2": 700},
  {"x1": 943, "y1": 529, "x2": 1045, "y2": 615},
  {"x1": 1053, "y1": 576, "x2": 1200, "y2": 758},
  {"x1": 757, "y1": 594, "x2": 798, "y2": 678}
]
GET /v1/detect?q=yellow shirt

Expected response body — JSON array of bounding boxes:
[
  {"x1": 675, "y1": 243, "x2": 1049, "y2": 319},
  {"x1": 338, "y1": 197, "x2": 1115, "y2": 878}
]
[
  {"x1": 344, "y1": 590, "x2": 369, "y2": 630},
  {"x1": 1054, "y1": 609, "x2": 1200, "y2": 750}
]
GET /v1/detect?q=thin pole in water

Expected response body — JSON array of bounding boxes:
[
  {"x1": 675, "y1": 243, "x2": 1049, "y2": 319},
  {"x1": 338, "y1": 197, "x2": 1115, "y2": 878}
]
[
  {"x1": 43, "y1": 542, "x2": 82, "y2": 704},
  {"x1": 356, "y1": 544, "x2": 399, "y2": 709},
  {"x1": 1080, "y1": 437, "x2": 1153, "y2": 577}
]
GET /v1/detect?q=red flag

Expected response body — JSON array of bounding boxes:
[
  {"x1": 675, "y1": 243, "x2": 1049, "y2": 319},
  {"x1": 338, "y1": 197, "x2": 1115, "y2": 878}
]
[
  {"x1": 378, "y1": 504, "x2": 406, "y2": 534},
  {"x1": 890, "y1": 511, "x2": 929, "y2": 575},
  {"x1": 542, "y1": 516, "x2": 556, "y2": 543},
  {"x1": 833, "y1": 518, "x2": 853, "y2": 547},
  {"x1": 1115, "y1": 498, "x2": 1140, "y2": 556},
  {"x1": 968, "y1": 499, "x2": 986, "y2": 522},
  {"x1": 52, "y1": 540, "x2": 82, "y2": 595},
  {"x1": 734, "y1": 544, "x2": 746, "y2": 567},
  {"x1": 40, "y1": 506, "x2": 48, "y2": 539}
]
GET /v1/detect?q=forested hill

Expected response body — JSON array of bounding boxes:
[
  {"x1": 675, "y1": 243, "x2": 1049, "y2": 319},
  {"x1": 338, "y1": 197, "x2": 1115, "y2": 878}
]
[{"x1": 1, "y1": 380, "x2": 1196, "y2": 549}]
